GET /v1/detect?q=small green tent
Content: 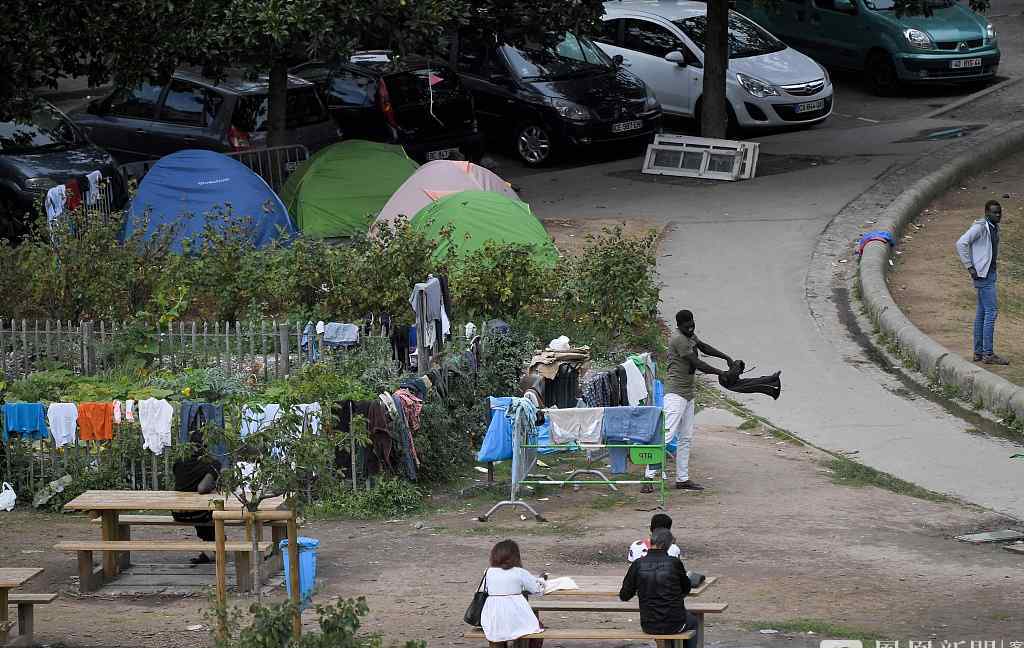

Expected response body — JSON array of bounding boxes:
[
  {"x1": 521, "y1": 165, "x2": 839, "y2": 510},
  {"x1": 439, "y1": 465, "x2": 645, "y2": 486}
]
[
  {"x1": 410, "y1": 190, "x2": 559, "y2": 266},
  {"x1": 281, "y1": 140, "x2": 419, "y2": 238}
]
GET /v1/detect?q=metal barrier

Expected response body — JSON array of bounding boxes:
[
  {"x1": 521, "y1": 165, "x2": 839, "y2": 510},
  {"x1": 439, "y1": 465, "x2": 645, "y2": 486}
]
[
  {"x1": 227, "y1": 144, "x2": 309, "y2": 193},
  {"x1": 116, "y1": 144, "x2": 310, "y2": 194}
]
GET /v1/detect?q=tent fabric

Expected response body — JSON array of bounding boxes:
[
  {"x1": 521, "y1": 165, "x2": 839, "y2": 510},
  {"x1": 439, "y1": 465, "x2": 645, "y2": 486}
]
[
  {"x1": 281, "y1": 140, "x2": 419, "y2": 238},
  {"x1": 126, "y1": 149, "x2": 295, "y2": 253},
  {"x1": 373, "y1": 160, "x2": 519, "y2": 236},
  {"x1": 410, "y1": 190, "x2": 558, "y2": 266}
]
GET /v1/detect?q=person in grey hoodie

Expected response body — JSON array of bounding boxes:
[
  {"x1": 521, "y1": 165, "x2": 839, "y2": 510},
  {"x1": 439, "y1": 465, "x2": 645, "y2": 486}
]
[{"x1": 956, "y1": 200, "x2": 1008, "y2": 365}]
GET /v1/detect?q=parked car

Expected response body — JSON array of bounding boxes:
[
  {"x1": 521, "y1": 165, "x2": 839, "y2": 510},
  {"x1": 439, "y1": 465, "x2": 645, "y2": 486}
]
[
  {"x1": 290, "y1": 55, "x2": 484, "y2": 163},
  {"x1": 597, "y1": 1, "x2": 833, "y2": 131},
  {"x1": 451, "y1": 30, "x2": 662, "y2": 166},
  {"x1": 72, "y1": 71, "x2": 338, "y2": 163},
  {"x1": 1, "y1": 98, "x2": 124, "y2": 240},
  {"x1": 736, "y1": 0, "x2": 999, "y2": 94}
]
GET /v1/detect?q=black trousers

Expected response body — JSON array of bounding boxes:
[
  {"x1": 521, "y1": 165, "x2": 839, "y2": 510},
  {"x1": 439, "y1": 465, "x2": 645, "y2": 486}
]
[{"x1": 672, "y1": 610, "x2": 702, "y2": 648}]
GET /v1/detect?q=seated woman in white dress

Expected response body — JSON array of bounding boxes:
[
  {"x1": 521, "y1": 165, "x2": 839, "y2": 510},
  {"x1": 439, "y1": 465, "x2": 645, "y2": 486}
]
[{"x1": 481, "y1": 540, "x2": 546, "y2": 648}]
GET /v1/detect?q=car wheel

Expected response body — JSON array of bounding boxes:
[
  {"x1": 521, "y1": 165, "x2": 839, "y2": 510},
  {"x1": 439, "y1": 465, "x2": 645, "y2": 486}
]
[
  {"x1": 515, "y1": 124, "x2": 554, "y2": 167},
  {"x1": 867, "y1": 51, "x2": 900, "y2": 96}
]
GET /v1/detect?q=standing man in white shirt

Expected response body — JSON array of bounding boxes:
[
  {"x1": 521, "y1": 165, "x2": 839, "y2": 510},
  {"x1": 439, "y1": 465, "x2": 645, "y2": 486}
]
[{"x1": 956, "y1": 200, "x2": 1008, "y2": 365}]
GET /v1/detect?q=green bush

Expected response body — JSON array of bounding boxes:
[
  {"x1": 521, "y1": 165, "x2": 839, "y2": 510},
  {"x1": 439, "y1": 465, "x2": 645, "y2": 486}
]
[
  {"x1": 310, "y1": 478, "x2": 424, "y2": 519},
  {"x1": 449, "y1": 241, "x2": 557, "y2": 320}
]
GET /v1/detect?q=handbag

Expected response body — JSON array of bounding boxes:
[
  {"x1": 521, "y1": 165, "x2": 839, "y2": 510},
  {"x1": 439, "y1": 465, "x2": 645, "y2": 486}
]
[
  {"x1": 463, "y1": 571, "x2": 489, "y2": 626},
  {"x1": 0, "y1": 481, "x2": 16, "y2": 512}
]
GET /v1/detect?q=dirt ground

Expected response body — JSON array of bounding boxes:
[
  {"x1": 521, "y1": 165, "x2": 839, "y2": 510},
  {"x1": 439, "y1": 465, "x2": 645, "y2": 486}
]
[
  {"x1": 891, "y1": 150, "x2": 1024, "y2": 386},
  {"x1": 543, "y1": 218, "x2": 665, "y2": 256},
  {"x1": 3, "y1": 406, "x2": 1021, "y2": 648}
]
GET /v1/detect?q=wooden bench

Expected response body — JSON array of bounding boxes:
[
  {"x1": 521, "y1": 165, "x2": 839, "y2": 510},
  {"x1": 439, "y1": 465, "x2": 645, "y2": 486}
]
[
  {"x1": 6, "y1": 593, "x2": 57, "y2": 647},
  {"x1": 54, "y1": 540, "x2": 272, "y2": 593},
  {"x1": 530, "y1": 600, "x2": 728, "y2": 648},
  {"x1": 465, "y1": 627, "x2": 694, "y2": 647}
]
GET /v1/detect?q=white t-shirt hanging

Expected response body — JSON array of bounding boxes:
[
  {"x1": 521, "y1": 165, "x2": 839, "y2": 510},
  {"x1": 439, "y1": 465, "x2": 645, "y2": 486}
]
[{"x1": 47, "y1": 403, "x2": 78, "y2": 448}]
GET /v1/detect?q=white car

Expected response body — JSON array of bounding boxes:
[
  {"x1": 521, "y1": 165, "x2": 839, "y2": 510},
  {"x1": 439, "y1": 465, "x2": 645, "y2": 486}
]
[{"x1": 597, "y1": 0, "x2": 834, "y2": 130}]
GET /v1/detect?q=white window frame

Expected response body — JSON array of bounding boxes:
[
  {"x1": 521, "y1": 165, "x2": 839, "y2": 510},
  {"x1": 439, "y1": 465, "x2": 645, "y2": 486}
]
[{"x1": 642, "y1": 134, "x2": 759, "y2": 181}]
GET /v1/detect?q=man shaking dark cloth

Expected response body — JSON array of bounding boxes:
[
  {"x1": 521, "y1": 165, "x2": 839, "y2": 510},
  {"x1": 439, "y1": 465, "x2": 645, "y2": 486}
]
[{"x1": 718, "y1": 360, "x2": 782, "y2": 400}]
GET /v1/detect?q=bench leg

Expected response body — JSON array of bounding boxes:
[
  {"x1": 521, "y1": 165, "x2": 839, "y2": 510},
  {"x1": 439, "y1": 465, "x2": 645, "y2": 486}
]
[
  {"x1": 100, "y1": 511, "x2": 120, "y2": 578},
  {"x1": 78, "y1": 550, "x2": 100, "y2": 593},
  {"x1": 17, "y1": 603, "x2": 33, "y2": 641},
  {"x1": 695, "y1": 613, "x2": 705, "y2": 648},
  {"x1": 118, "y1": 523, "x2": 131, "y2": 570},
  {"x1": 235, "y1": 551, "x2": 253, "y2": 593},
  {"x1": 267, "y1": 524, "x2": 286, "y2": 572},
  {"x1": 0, "y1": 587, "x2": 9, "y2": 645}
]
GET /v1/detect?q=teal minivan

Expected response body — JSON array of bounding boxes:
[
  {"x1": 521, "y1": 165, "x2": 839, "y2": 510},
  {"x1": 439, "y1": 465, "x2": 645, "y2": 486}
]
[{"x1": 735, "y1": 0, "x2": 999, "y2": 94}]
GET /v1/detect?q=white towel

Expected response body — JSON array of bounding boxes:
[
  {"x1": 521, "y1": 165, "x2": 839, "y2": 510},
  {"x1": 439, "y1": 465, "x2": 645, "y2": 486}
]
[
  {"x1": 240, "y1": 404, "x2": 282, "y2": 437},
  {"x1": 621, "y1": 360, "x2": 648, "y2": 406},
  {"x1": 47, "y1": 403, "x2": 78, "y2": 448},
  {"x1": 85, "y1": 170, "x2": 103, "y2": 206},
  {"x1": 138, "y1": 398, "x2": 174, "y2": 455},
  {"x1": 545, "y1": 407, "x2": 605, "y2": 445}
]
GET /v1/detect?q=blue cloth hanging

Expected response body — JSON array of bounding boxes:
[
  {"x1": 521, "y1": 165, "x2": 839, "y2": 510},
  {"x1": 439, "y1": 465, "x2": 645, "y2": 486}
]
[
  {"x1": 2, "y1": 403, "x2": 49, "y2": 444},
  {"x1": 477, "y1": 397, "x2": 514, "y2": 462}
]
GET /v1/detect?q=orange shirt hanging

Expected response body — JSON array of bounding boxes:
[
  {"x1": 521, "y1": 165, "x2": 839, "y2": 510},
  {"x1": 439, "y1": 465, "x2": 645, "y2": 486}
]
[{"x1": 78, "y1": 402, "x2": 114, "y2": 441}]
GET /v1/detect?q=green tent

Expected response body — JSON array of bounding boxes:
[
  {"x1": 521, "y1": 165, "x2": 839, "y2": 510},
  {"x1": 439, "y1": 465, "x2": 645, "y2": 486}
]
[
  {"x1": 281, "y1": 140, "x2": 419, "y2": 238},
  {"x1": 410, "y1": 190, "x2": 559, "y2": 266}
]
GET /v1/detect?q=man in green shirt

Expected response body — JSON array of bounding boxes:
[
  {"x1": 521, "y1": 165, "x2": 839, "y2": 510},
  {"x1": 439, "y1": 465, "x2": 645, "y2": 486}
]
[{"x1": 647, "y1": 310, "x2": 732, "y2": 491}]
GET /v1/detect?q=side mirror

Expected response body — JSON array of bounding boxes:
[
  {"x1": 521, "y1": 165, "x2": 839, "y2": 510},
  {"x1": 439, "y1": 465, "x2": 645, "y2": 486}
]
[
  {"x1": 612, "y1": 54, "x2": 625, "y2": 67},
  {"x1": 664, "y1": 51, "x2": 687, "y2": 66}
]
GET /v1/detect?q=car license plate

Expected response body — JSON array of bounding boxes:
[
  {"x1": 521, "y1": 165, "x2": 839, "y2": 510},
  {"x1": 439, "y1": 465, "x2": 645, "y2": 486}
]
[
  {"x1": 795, "y1": 99, "x2": 826, "y2": 114},
  {"x1": 426, "y1": 147, "x2": 459, "y2": 161},
  {"x1": 612, "y1": 120, "x2": 643, "y2": 133},
  {"x1": 951, "y1": 58, "x2": 982, "y2": 69}
]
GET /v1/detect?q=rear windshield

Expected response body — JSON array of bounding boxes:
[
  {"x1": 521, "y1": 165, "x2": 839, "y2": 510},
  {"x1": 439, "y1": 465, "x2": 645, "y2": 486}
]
[
  {"x1": 0, "y1": 102, "x2": 81, "y2": 153},
  {"x1": 674, "y1": 12, "x2": 786, "y2": 59},
  {"x1": 384, "y1": 67, "x2": 465, "y2": 106},
  {"x1": 233, "y1": 88, "x2": 327, "y2": 132}
]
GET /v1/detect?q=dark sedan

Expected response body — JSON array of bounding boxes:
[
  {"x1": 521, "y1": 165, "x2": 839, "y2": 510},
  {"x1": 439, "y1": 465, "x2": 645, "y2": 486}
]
[{"x1": 0, "y1": 99, "x2": 124, "y2": 240}]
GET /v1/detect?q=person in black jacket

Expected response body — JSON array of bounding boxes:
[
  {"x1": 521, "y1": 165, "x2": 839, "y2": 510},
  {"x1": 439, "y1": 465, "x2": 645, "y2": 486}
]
[
  {"x1": 172, "y1": 429, "x2": 220, "y2": 564},
  {"x1": 619, "y1": 528, "x2": 700, "y2": 648}
]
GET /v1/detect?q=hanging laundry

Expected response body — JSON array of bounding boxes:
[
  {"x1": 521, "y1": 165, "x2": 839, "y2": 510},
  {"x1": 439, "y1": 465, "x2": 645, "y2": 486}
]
[
  {"x1": 527, "y1": 346, "x2": 590, "y2": 380},
  {"x1": 409, "y1": 276, "x2": 443, "y2": 321},
  {"x1": 124, "y1": 400, "x2": 135, "y2": 423},
  {"x1": 138, "y1": 398, "x2": 174, "y2": 454},
  {"x1": 2, "y1": 403, "x2": 50, "y2": 444},
  {"x1": 323, "y1": 323, "x2": 359, "y2": 348},
  {"x1": 545, "y1": 407, "x2": 605, "y2": 446},
  {"x1": 478, "y1": 397, "x2": 515, "y2": 462},
  {"x1": 78, "y1": 402, "x2": 114, "y2": 441},
  {"x1": 603, "y1": 406, "x2": 662, "y2": 444},
  {"x1": 65, "y1": 178, "x2": 82, "y2": 211},
  {"x1": 378, "y1": 393, "x2": 399, "y2": 420},
  {"x1": 391, "y1": 394, "x2": 419, "y2": 478},
  {"x1": 366, "y1": 401, "x2": 395, "y2": 475},
  {"x1": 47, "y1": 403, "x2": 78, "y2": 449},
  {"x1": 85, "y1": 170, "x2": 103, "y2": 205},
  {"x1": 621, "y1": 359, "x2": 648, "y2": 406},
  {"x1": 113, "y1": 400, "x2": 122, "y2": 424},
  {"x1": 718, "y1": 360, "x2": 782, "y2": 400},
  {"x1": 45, "y1": 185, "x2": 67, "y2": 226},
  {"x1": 393, "y1": 389, "x2": 423, "y2": 433},
  {"x1": 292, "y1": 403, "x2": 322, "y2": 434},
  {"x1": 178, "y1": 401, "x2": 225, "y2": 443},
  {"x1": 391, "y1": 324, "x2": 411, "y2": 369},
  {"x1": 240, "y1": 404, "x2": 282, "y2": 437},
  {"x1": 399, "y1": 377, "x2": 428, "y2": 401},
  {"x1": 465, "y1": 322, "x2": 477, "y2": 339}
]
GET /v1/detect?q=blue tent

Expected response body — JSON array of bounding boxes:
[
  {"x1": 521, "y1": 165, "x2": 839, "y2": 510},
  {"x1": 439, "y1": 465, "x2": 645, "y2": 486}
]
[{"x1": 125, "y1": 149, "x2": 296, "y2": 252}]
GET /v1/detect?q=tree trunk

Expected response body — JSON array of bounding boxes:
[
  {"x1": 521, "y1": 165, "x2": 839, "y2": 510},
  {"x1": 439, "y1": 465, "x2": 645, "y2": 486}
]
[
  {"x1": 700, "y1": 0, "x2": 731, "y2": 139},
  {"x1": 267, "y1": 58, "x2": 289, "y2": 149}
]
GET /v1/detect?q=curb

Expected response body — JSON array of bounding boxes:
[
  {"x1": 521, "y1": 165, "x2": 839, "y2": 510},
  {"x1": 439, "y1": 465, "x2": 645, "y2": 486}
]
[
  {"x1": 920, "y1": 76, "x2": 1021, "y2": 120},
  {"x1": 858, "y1": 120, "x2": 1024, "y2": 422}
]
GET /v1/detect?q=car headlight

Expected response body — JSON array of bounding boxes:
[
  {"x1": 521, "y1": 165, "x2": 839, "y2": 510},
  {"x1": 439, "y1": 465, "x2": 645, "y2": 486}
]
[
  {"x1": 903, "y1": 28, "x2": 934, "y2": 50},
  {"x1": 22, "y1": 177, "x2": 58, "y2": 193},
  {"x1": 986, "y1": 22, "x2": 997, "y2": 42},
  {"x1": 820, "y1": 64, "x2": 831, "y2": 87},
  {"x1": 547, "y1": 98, "x2": 591, "y2": 122},
  {"x1": 643, "y1": 88, "x2": 659, "y2": 112},
  {"x1": 736, "y1": 73, "x2": 780, "y2": 98}
]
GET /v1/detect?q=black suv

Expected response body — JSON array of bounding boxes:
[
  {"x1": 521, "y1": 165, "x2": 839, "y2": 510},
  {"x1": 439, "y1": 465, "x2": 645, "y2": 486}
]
[
  {"x1": 452, "y1": 31, "x2": 662, "y2": 166},
  {"x1": 73, "y1": 71, "x2": 339, "y2": 162},
  {"x1": 291, "y1": 54, "x2": 483, "y2": 163},
  {"x1": 1, "y1": 99, "x2": 124, "y2": 240}
]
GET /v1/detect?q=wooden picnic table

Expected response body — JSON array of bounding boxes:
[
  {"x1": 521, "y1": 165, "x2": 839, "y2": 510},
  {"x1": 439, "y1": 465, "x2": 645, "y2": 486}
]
[
  {"x1": 547, "y1": 575, "x2": 717, "y2": 598},
  {"x1": 64, "y1": 491, "x2": 287, "y2": 582},
  {"x1": 0, "y1": 568, "x2": 42, "y2": 645}
]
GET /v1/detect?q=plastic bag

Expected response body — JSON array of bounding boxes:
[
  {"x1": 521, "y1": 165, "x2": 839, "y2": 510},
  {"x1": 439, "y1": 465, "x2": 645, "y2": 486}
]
[{"x1": 0, "y1": 482, "x2": 16, "y2": 511}]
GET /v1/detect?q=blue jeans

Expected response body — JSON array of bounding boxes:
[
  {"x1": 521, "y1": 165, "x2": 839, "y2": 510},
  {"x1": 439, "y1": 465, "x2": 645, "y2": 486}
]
[{"x1": 973, "y1": 272, "x2": 997, "y2": 356}]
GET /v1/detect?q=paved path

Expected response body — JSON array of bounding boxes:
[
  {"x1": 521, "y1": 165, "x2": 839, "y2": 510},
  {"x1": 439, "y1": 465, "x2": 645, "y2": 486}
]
[{"x1": 513, "y1": 113, "x2": 1024, "y2": 521}]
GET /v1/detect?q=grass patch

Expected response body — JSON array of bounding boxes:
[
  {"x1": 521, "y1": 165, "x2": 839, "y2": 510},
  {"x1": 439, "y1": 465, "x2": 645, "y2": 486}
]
[
  {"x1": 461, "y1": 521, "x2": 585, "y2": 538},
  {"x1": 744, "y1": 618, "x2": 885, "y2": 641},
  {"x1": 737, "y1": 419, "x2": 760, "y2": 431},
  {"x1": 828, "y1": 457, "x2": 951, "y2": 503}
]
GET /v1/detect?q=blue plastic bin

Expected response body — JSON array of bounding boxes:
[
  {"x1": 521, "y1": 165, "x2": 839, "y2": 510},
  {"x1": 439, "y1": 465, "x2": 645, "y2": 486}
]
[{"x1": 280, "y1": 536, "x2": 320, "y2": 607}]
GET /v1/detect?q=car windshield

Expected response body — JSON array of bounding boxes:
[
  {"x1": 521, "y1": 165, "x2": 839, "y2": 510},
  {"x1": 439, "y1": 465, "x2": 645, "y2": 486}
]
[
  {"x1": 673, "y1": 12, "x2": 786, "y2": 59},
  {"x1": 502, "y1": 33, "x2": 614, "y2": 81},
  {"x1": 0, "y1": 102, "x2": 80, "y2": 153}
]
